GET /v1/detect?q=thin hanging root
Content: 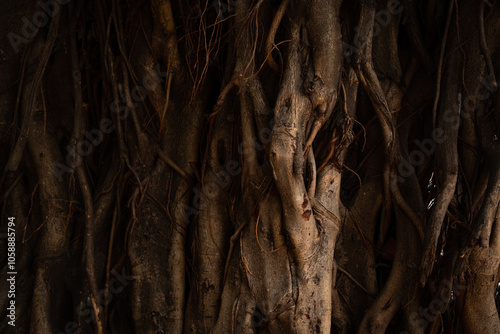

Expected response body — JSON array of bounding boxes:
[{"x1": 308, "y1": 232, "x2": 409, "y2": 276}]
[
  {"x1": 316, "y1": 138, "x2": 336, "y2": 174},
  {"x1": 70, "y1": 34, "x2": 104, "y2": 334},
  {"x1": 158, "y1": 59, "x2": 173, "y2": 138},
  {"x1": 209, "y1": 78, "x2": 238, "y2": 118},
  {"x1": 352, "y1": 4, "x2": 400, "y2": 257},
  {"x1": 224, "y1": 219, "x2": 249, "y2": 282},
  {"x1": 334, "y1": 260, "x2": 376, "y2": 299},
  {"x1": 478, "y1": 0, "x2": 497, "y2": 91},
  {"x1": 104, "y1": 205, "x2": 119, "y2": 324},
  {"x1": 121, "y1": 62, "x2": 147, "y2": 151},
  {"x1": 353, "y1": 2, "x2": 424, "y2": 244},
  {"x1": 240, "y1": 235, "x2": 253, "y2": 276},
  {"x1": 224, "y1": 180, "x2": 271, "y2": 282},
  {"x1": 158, "y1": 150, "x2": 192, "y2": 183},
  {"x1": 304, "y1": 94, "x2": 336, "y2": 154},
  {"x1": 106, "y1": 47, "x2": 144, "y2": 195},
  {"x1": 432, "y1": 0, "x2": 454, "y2": 128},
  {"x1": 0, "y1": 173, "x2": 23, "y2": 202},
  {"x1": 390, "y1": 170, "x2": 425, "y2": 241},
  {"x1": 265, "y1": 0, "x2": 290, "y2": 72},
  {"x1": 354, "y1": 60, "x2": 396, "y2": 245}
]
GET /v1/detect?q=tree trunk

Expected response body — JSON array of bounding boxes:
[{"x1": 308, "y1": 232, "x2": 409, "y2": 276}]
[{"x1": 1, "y1": 0, "x2": 500, "y2": 333}]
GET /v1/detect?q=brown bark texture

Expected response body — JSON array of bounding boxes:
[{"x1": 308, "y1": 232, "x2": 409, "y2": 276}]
[{"x1": 1, "y1": 0, "x2": 500, "y2": 333}]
